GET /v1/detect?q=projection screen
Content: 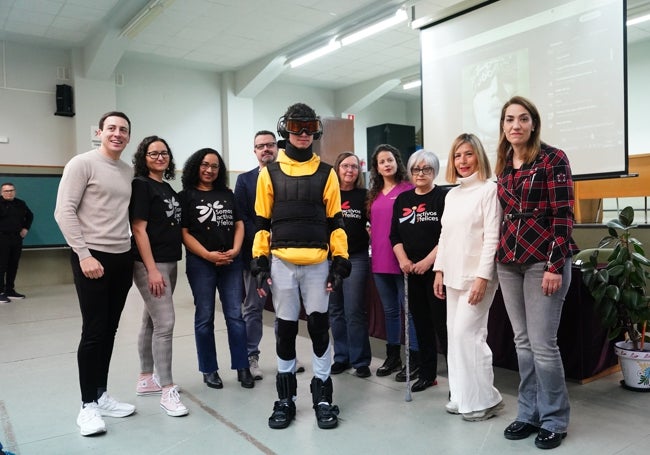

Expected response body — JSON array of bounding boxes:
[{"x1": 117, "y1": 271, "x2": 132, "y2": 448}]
[{"x1": 420, "y1": 0, "x2": 627, "y2": 180}]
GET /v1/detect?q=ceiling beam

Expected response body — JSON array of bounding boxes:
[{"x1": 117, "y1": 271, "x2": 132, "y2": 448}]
[{"x1": 235, "y1": 55, "x2": 287, "y2": 98}]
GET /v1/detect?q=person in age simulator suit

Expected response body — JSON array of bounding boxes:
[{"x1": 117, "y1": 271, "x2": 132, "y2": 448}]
[{"x1": 251, "y1": 103, "x2": 351, "y2": 430}]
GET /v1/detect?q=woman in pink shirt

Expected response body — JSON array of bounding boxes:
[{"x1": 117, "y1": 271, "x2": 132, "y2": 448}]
[{"x1": 367, "y1": 144, "x2": 419, "y2": 381}]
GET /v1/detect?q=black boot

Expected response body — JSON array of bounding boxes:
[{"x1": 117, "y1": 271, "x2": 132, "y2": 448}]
[
  {"x1": 268, "y1": 373, "x2": 297, "y2": 429},
  {"x1": 395, "y1": 350, "x2": 420, "y2": 382},
  {"x1": 376, "y1": 344, "x2": 402, "y2": 377},
  {"x1": 310, "y1": 377, "x2": 339, "y2": 429}
]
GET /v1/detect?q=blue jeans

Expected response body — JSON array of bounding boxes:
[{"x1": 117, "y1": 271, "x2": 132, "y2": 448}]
[
  {"x1": 186, "y1": 252, "x2": 248, "y2": 373},
  {"x1": 329, "y1": 251, "x2": 372, "y2": 368},
  {"x1": 497, "y1": 260, "x2": 571, "y2": 433},
  {"x1": 372, "y1": 273, "x2": 418, "y2": 350}
]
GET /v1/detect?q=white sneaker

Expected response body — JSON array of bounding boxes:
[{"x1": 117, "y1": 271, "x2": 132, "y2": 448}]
[
  {"x1": 462, "y1": 401, "x2": 505, "y2": 422},
  {"x1": 249, "y1": 355, "x2": 263, "y2": 380},
  {"x1": 77, "y1": 403, "x2": 106, "y2": 436},
  {"x1": 445, "y1": 401, "x2": 460, "y2": 415},
  {"x1": 96, "y1": 392, "x2": 136, "y2": 418},
  {"x1": 136, "y1": 373, "x2": 162, "y2": 396},
  {"x1": 160, "y1": 386, "x2": 189, "y2": 417}
]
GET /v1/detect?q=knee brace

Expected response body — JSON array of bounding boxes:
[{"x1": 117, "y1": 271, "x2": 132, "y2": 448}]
[
  {"x1": 276, "y1": 318, "x2": 299, "y2": 360},
  {"x1": 307, "y1": 311, "x2": 330, "y2": 357}
]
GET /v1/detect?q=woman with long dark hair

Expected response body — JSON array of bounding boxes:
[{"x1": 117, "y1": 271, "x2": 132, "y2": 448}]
[
  {"x1": 495, "y1": 96, "x2": 574, "y2": 450},
  {"x1": 367, "y1": 144, "x2": 419, "y2": 381}
]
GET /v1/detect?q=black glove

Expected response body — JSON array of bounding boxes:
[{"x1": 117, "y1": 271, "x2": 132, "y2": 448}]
[
  {"x1": 250, "y1": 256, "x2": 271, "y2": 289},
  {"x1": 327, "y1": 256, "x2": 352, "y2": 291}
]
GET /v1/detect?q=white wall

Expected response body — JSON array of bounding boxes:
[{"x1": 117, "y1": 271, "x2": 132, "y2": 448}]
[
  {"x1": 0, "y1": 41, "x2": 74, "y2": 166},
  {"x1": 627, "y1": 40, "x2": 650, "y2": 156},
  {"x1": 115, "y1": 57, "x2": 222, "y2": 169}
]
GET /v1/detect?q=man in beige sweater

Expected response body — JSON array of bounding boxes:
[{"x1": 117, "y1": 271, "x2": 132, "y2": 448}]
[{"x1": 55, "y1": 111, "x2": 136, "y2": 437}]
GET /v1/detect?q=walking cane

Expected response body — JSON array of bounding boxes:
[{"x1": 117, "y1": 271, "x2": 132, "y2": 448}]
[{"x1": 404, "y1": 272, "x2": 412, "y2": 402}]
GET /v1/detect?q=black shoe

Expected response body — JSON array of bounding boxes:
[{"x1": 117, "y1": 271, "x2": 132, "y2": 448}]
[
  {"x1": 376, "y1": 344, "x2": 402, "y2": 377},
  {"x1": 395, "y1": 364, "x2": 419, "y2": 382},
  {"x1": 5, "y1": 290, "x2": 25, "y2": 299},
  {"x1": 534, "y1": 429, "x2": 567, "y2": 449},
  {"x1": 268, "y1": 399, "x2": 296, "y2": 429},
  {"x1": 330, "y1": 362, "x2": 351, "y2": 375},
  {"x1": 237, "y1": 368, "x2": 255, "y2": 388},
  {"x1": 314, "y1": 402, "x2": 340, "y2": 429},
  {"x1": 354, "y1": 366, "x2": 371, "y2": 378},
  {"x1": 203, "y1": 371, "x2": 223, "y2": 389},
  {"x1": 411, "y1": 377, "x2": 437, "y2": 392},
  {"x1": 504, "y1": 421, "x2": 540, "y2": 440},
  {"x1": 0, "y1": 293, "x2": 10, "y2": 304}
]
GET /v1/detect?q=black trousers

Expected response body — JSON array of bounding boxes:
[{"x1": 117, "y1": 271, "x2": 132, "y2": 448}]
[
  {"x1": 0, "y1": 232, "x2": 22, "y2": 293},
  {"x1": 70, "y1": 250, "x2": 133, "y2": 403},
  {"x1": 408, "y1": 270, "x2": 448, "y2": 381}
]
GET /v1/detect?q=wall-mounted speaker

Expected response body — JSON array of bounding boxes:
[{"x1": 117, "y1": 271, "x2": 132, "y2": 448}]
[{"x1": 55, "y1": 84, "x2": 75, "y2": 117}]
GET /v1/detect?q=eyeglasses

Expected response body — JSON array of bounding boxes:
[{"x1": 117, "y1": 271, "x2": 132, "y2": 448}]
[
  {"x1": 146, "y1": 151, "x2": 169, "y2": 159},
  {"x1": 285, "y1": 118, "x2": 322, "y2": 136},
  {"x1": 254, "y1": 142, "x2": 277, "y2": 150},
  {"x1": 200, "y1": 162, "x2": 219, "y2": 171},
  {"x1": 411, "y1": 166, "x2": 434, "y2": 176},
  {"x1": 340, "y1": 164, "x2": 359, "y2": 171}
]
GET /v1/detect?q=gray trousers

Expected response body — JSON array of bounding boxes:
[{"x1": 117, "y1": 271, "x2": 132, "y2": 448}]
[{"x1": 133, "y1": 261, "x2": 177, "y2": 386}]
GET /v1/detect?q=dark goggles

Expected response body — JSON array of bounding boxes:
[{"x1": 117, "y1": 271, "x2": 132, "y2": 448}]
[{"x1": 285, "y1": 118, "x2": 322, "y2": 136}]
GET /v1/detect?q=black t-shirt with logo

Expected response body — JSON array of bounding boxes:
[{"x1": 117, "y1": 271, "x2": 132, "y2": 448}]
[
  {"x1": 129, "y1": 176, "x2": 182, "y2": 263},
  {"x1": 389, "y1": 186, "x2": 446, "y2": 263},
  {"x1": 340, "y1": 188, "x2": 369, "y2": 255},
  {"x1": 179, "y1": 187, "x2": 241, "y2": 252}
]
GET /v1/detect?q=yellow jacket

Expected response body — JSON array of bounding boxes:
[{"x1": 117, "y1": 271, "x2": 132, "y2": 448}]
[{"x1": 252, "y1": 149, "x2": 348, "y2": 265}]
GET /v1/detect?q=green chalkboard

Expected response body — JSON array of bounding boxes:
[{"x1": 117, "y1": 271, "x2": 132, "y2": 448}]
[{"x1": 0, "y1": 174, "x2": 67, "y2": 248}]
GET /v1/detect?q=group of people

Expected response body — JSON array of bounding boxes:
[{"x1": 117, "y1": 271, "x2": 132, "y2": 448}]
[{"x1": 52, "y1": 95, "x2": 574, "y2": 450}]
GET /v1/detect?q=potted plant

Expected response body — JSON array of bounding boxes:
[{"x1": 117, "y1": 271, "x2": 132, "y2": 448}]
[{"x1": 580, "y1": 206, "x2": 650, "y2": 390}]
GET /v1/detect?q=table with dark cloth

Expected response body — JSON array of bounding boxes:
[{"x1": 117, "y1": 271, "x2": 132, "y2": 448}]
[{"x1": 365, "y1": 266, "x2": 619, "y2": 382}]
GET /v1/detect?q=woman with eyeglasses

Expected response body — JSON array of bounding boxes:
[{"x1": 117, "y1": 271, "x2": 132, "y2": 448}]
[
  {"x1": 328, "y1": 152, "x2": 373, "y2": 378},
  {"x1": 389, "y1": 149, "x2": 448, "y2": 392},
  {"x1": 179, "y1": 148, "x2": 254, "y2": 391},
  {"x1": 130, "y1": 136, "x2": 188, "y2": 416},
  {"x1": 433, "y1": 133, "x2": 503, "y2": 421},
  {"x1": 367, "y1": 144, "x2": 419, "y2": 382}
]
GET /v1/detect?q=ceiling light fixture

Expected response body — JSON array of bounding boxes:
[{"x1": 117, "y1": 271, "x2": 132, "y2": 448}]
[
  {"x1": 120, "y1": 0, "x2": 176, "y2": 39},
  {"x1": 289, "y1": 39, "x2": 342, "y2": 68},
  {"x1": 402, "y1": 79, "x2": 421, "y2": 90},
  {"x1": 341, "y1": 8, "x2": 408, "y2": 47},
  {"x1": 627, "y1": 13, "x2": 650, "y2": 26}
]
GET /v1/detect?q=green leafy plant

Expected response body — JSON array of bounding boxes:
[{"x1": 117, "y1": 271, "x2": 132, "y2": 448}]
[{"x1": 580, "y1": 206, "x2": 650, "y2": 351}]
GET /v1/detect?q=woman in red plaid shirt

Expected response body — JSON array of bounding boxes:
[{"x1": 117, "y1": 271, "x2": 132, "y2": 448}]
[{"x1": 494, "y1": 96, "x2": 574, "y2": 450}]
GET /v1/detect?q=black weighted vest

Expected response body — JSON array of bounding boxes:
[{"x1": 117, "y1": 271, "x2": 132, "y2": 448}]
[{"x1": 267, "y1": 161, "x2": 331, "y2": 249}]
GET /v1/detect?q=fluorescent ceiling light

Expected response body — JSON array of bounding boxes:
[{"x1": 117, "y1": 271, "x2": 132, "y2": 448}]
[
  {"x1": 120, "y1": 0, "x2": 175, "y2": 39},
  {"x1": 289, "y1": 39, "x2": 341, "y2": 68},
  {"x1": 341, "y1": 9, "x2": 408, "y2": 46},
  {"x1": 627, "y1": 13, "x2": 650, "y2": 26},
  {"x1": 402, "y1": 79, "x2": 421, "y2": 90}
]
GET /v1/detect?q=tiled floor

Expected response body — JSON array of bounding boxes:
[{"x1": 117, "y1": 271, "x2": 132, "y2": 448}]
[{"x1": 1, "y1": 280, "x2": 648, "y2": 455}]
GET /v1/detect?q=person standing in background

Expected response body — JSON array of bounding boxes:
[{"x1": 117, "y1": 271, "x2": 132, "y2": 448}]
[
  {"x1": 366, "y1": 144, "x2": 419, "y2": 382},
  {"x1": 234, "y1": 130, "x2": 279, "y2": 380},
  {"x1": 0, "y1": 182, "x2": 33, "y2": 303},
  {"x1": 55, "y1": 111, "x2": 136, "y2": 437},
  {"x1": 130, "y1": 135, "x2": 188, "y2": 417},
  {"x1": 328, "y1": 152, "x2": 372, "y2": 378},
  {"x1": 495, "y1": 96, "x2": 574, "y2": 450},
  {"x1": 433, "y1": 133, "x2": 503, "y2": 421}
]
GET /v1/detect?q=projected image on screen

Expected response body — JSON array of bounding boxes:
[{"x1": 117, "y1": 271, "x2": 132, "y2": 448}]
[
  {"x1": 421, "y1": 0, "x2": 626, "y2": 180},
  {"x1": 462, "y1": 51, "x2": 529, "y2": 163}
]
